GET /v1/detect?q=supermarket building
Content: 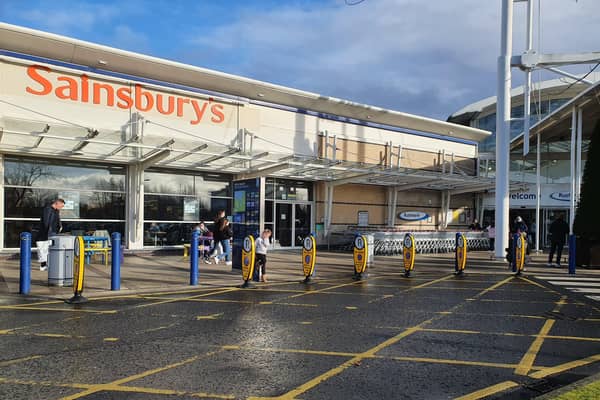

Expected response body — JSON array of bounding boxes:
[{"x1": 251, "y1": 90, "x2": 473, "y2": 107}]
[{"x1": 0, "y1": 23, "x2": 491, "y2": 252}]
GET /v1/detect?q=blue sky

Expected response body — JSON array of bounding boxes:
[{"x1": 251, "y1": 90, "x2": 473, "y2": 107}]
[{"x1": 1, "y1": 0, "x2": 599, "y2": 120}]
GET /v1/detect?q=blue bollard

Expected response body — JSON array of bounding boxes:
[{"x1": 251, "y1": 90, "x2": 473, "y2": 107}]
[
  {"x1": 190, "y1": 230, "x2": 199, "y2": 286},
  {"x1": 111, "y1": 232, "x2": 121, "y2": 290},
  {"x1": 19, "y1": 232, "x2": 32, "y2": 295},
  {"x1": 568, "y1": 234, "x2": 576, "y2": 275}
]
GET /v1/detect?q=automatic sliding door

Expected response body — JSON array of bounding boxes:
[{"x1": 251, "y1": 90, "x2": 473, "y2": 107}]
[
  {"x1": 294, "y1": 204, "x2": 311, "y2": 247},
  {"x1": 275, "y1": 203, "x2": 292, "y2": 247}
]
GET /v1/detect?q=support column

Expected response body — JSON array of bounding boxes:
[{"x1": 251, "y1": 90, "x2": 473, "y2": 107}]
[
  {"x1": 576, "y1": 107, "x2": 583, "y2": 202},
  {"x1": 126, "y1": 164, "x2": 144, "y2": 250},
  {"x1": 324, "y1": 182, "x2": 334, "y2": 245},
  {"x1": 495, "y1": 0, "x2": 513, "y2": 258},
  {"x1": 569, "y1": 107, "x2": 577, "y2": 234},
  {"x1": 535, "y1": 132, "x2": 541, "y2": 252},
  {"x1": 0, "y1": 153, "x2": 4, "y2": 250}
]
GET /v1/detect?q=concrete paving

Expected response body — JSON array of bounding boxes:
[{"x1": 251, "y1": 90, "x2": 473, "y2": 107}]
[{"x1": 1, "y1": 250, "x2": 599, "y2": 399}]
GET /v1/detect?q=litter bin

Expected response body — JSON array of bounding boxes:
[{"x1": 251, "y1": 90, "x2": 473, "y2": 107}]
[
  {"x1": 48, "y1": 235, "x2": 74, "y2": 286},
  {"x1": 365, "y1": 234, "x2": 375, "y2": 266}
]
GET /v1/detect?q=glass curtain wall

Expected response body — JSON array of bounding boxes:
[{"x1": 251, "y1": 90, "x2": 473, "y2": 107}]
[
  {"x1": 3, "y1": 157, "x2": 126, "y2": 248},
  {"x1": 143, "y1": 169, "x2": 232, "y2": 247}
]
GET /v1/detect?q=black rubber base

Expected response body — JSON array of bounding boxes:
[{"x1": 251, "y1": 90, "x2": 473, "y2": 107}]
[
  {"x1": 65, "y1": 294, "x2": 88, "y2": 304},
  {"x1": 239, "y1": 280, "x2": 256, "y2": 289},
  {"x1": 353, "y1": 273, "x2": 363, "y2": 281},
  {"x1": 404, "y1": 271, "x2": 411, "y2": 278},
  {"x1": 301, "y1": 276, "x2": 313, "y2": 284}
]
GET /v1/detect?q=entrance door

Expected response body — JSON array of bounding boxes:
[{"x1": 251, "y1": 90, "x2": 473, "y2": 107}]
[
  {"x1": 274, "y1": 202, "x2": 312, "y2": 248},
  {"x1": 542, "y1": 209, "x2": 570, "y2": 248},
  {"x1": 275, "y1": 203, "x2": 293, "y2": 247},
  {"x1": 294, "y1": 204, "x2": 311, "y2": 247}
]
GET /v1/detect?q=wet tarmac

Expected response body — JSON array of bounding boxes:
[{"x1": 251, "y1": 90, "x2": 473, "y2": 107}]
[{"x1": 1, "y1": 266, "x2": 600, "y2": 399}]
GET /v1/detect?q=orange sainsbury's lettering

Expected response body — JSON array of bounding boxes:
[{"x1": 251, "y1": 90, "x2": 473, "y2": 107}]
[
  {"x1": 26, "y1": 65, "x2": 52, "y2": 95},
  {"x1": 23, "y1": 65, "x2": 227, "y2": 125}
]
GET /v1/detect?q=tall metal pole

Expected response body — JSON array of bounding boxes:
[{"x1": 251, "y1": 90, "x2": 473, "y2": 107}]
[
  {"x1": 495, "y1": 0, "x2": 514, "y2": 259},
  {"x1": 523, "y1": 0, "x2": 534, "y2": 156},
  {"x1": 535, "y1": 132, "x2": 541, "y2": 252},
  {"x1": 576, "y1": 107, "x2": 583, "y2": 202},
  {"x1": 569, "y1": 107, "x2": 576, "y2": 234}
]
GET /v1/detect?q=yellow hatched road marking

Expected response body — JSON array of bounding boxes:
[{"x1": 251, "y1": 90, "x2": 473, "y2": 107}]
[
  {"x1": 454, "y1": 381, "x2": 519, "y2": 400},
  {"x1": 0, "y1": 306, "x2": 116, "y2": 314},
  {"x1": 0, "y1": 355, "x2": 42, "y2": 367},
  {"x1": 134, "y1": 288, "x2": 239, "y2": 308},
  {"x1": 515, "y1": 319, "x2": 556, "y2": 375},
  {"x1": 473, "y1": 276, "x2": 514, "y2": 298},
  {"x1": 0, "y1": 376, "x2": 91, "y2": 389},
  {"x1": 529, "y1": 353, "x2": 600, "y2": 379}
]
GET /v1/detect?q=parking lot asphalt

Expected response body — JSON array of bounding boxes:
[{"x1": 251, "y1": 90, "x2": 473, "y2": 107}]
[{"x1": 1, "y1": 251, "x2": 599, "y2": 399}]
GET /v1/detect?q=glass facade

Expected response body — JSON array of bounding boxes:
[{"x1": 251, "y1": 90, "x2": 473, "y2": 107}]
[
  {"x1": 478, "y1": 98, "x2": 570, "y2": 153},
  {"x1": 143, "y1": 169, "x2": 232, "y2": 246},
  {"x1": 3, "y1": 157, "x2": 126, "y2": 248}
]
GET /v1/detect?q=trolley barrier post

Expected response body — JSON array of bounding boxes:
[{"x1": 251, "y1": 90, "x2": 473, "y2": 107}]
[
  {"x1": 513, "y1": 233, "x2": 526, "y2": 276},
  {"x1": 66, "y1": 236, "x2": 88, "y2": 304},
  {"x1": 111, "y1": 232, "x2": 121, "y2": 290},
  {"x1": 455, "y1": 232, "x2": 467, "y2": 276},
  {"x1": 353, "y1": 234, "x2": 368, "y2": 280},
  {"x1": 301, "y1": 234, "x2": 316, "y2": 283},
  {"x1": 568, "y1": 234, "x2": 576, "y2": 275},
  {"x1": 403, "y1": 233, "x2": 415, "y2": 277},
  {"x1": 190, "y1": 230, "x2": 199, "y2": 286},
  {"x1": 240, "y1": 235, "x2": 256, "y2": 288},
  {"x1": 19, "y1": 232, "x2": 32, "y2": 295}
]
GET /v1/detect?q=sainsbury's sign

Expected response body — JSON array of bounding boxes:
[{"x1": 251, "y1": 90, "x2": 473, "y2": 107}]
[{"x1": 24, "y1": 65, "x2": 227, "y2": 125}]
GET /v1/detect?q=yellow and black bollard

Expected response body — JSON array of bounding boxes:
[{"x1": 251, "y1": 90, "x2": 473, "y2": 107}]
[
  {"x1": 455, "y1": 233, "x2": 467, "y2": 276},
  {"x1": 403, "y1": 233, "x2": 416, "y2": 277},
  {"x1": 353, "y1": 235, "x2": 368, "y2": 280},
  {"x1": 513, "y1": 233, "x2": 527, "y2": 276},
  {"x1": 66, "y1": 236, "x2": 88, "y2": 304},
  {"x1": 301, "y1": 235, "x2": 316, "y2": 283},
  {"x1": 240, "y1": 235, "x2": 256, "y2": 288}
]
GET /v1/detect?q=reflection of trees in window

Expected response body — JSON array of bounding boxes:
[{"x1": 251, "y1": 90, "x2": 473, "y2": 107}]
[{"x1": 4, "y1": 164, "x2": 54, "y2": 207}]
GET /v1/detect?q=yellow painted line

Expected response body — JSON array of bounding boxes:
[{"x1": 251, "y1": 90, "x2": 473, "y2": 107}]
[
  {"x1": 259, "y1": 301, "x2": 273, "y2": 305},
  {"x1": 186, "y1": 298, "x2": 253, "y2": 304},
  {"x1": 33, "y1": 333, "x2": 84, "y2": 339},
  {"x1": 222, "y1": 345, "x2": 241, "y2": 350},
  {"x1": 0, "y1": 306, "x2": 117, "y2": 314},
  {"x1": 345, "y1": 306, "x2": 358, "y2": 310},
  {"x1": 299, "y1": 321, "x2": 313, "y2": 325},
  {"x1": 543, "y1": 335, "x2": 600, "y2": 342},
  {"x1": 420, "y1": 328, "x2": 480, "y2": 335},
  {"x1": 0, "y1": 376, "x2": 91, "y2": 390},
  {"x1": 383, "y1": 356, "x2": 525, "y2": 371},
  {"x1": 584, "y1": 318, "x2": 600, "y2": 322},
  {"x1": 529, "y1": 353, "x2": 600, "y2": 379},
  {"x1": 85, "y1": 384, "x2": 236, "y2": 399},
  {"x1": 287, "y1": 280, "x2": 362, "y2": 299},
  {"x1": 476, "y1": 298, "x2": 559, "y2": 304},
  {"x1": 515, "y1": 319, "x2": 556, "y2": 375},
  {"x1": 274, "y1": 302, "x2": 319, "y2": 308},
  {"x1": 103, "y1": 338, "x2": 119, "y2": 342},
  {"x1": 405, "y1": 275, "x2": 455, "y2": 291},
  {"x1": 135, "y1": 288, "x2": 240, "y2": 308},
  {"x1": 473, "y1": 276, "x2": 514, "y2": 298},
  {"x1": 553, "y1": 295, "x2": 568, "y2": 313},
  {"x1": 274, "y1": 325, "x2": 424, "y2": 399},
  {"x1": 244, "y1": 346, "x2": 358, "y2": 358},
  {"x1": 518, "y1": 276, "x2": 557, "y2": 291},
  {"x1": 0, "y1": 355, "x2": 42, "y2": 367},
  {"x1": 196, "y1": 313, "x2": 223, "y2": 320},
  {"x1": 454, "y1": 381, "x2": 519, "y2": 400}
]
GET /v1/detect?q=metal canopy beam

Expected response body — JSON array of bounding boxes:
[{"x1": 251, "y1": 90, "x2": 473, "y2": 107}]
[
  {"x1": 236, "y1": 162, "x2": 291, "y2": 180},
  {"x1": 159, "y1": 143, "x2": 208, "y2": 165},
  {"x1": 192, "y1": 148, "x2": 241, "y2": 167},
  {"x1": 514, "y1": 52, "x2": 600, "y2": 69},
  {"x1": 72, "y1": 129, "x2": 100, "y2": 153}
]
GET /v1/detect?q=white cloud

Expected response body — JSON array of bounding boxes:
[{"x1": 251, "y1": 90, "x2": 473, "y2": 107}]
[
  {"x1": 186, "y1": 0, "x2": 600, "y2": 119},
  {"x1": 19, "y1": 2, "x2": 120, "y2": 34}
]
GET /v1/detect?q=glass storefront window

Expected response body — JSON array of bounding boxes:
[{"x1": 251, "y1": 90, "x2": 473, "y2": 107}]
[
  {"x1": 4, "y1": 158, "x2": 125, "y2": 191},
  {"x1": 3, "y1": 157, "x2": 126, "y2": 248}
]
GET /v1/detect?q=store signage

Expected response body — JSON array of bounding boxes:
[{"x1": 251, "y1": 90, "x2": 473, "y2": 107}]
[
  {"x1": 398, "y1": 211, "x2": 429, "y2": 221},
  {"x1": 25, "y1": 65, "x2": 226, "y2": 125},
  {"x1": 549, "y1": 192, "x2": 570, "y2": 202},
  {"x1": 510, "y1": 192, "x2": 537, "y2": 200}
]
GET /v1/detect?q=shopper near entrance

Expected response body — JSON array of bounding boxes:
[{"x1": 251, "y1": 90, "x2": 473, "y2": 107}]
[
  {"x1": 36, "y1": 198, "x2": 65, "y2": 271},
  {"x1": 486, "y1": 222, "x2": 496, "y2": 251},
  {"x1": 548, "y1": 214, "x2": 569, "y2": 267},
  {"x1": 210, "y1": 211, "x2": 232, "y2": 265},
  {"x1": 254, "y1": 229, "x2": 272, "y2": 282},
  {"x1": 469, "y1": 219, "x2": 482, "y2": 231}
]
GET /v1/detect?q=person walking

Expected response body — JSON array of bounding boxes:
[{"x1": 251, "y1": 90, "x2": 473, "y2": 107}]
[
  {"x1": 486, "y1": 222, "x2": 496, "y2": 252},
  {"x1": 36, "y1": 198, "x2": 65, "y2": 271},
  {"x1": 548, "y1": 214, "x2": 569, "y2": 267},
  {"x1": 254, "y1": 229, "x2": 272, "y2": 282},
  {"x1": 210, "y1": 213, "x2": 232, "y2": 266}
]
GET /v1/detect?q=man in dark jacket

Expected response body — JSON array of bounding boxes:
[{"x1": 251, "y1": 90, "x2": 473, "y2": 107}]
[
  {"x1": 548, "y1": 214, "x2": 569, "y2": 267},
  {"x1": 36, "y1": 198, "x2": 65, "y2": 271}
]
